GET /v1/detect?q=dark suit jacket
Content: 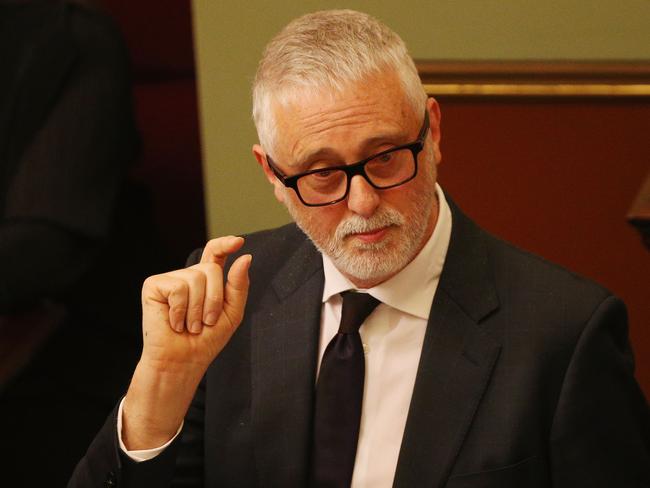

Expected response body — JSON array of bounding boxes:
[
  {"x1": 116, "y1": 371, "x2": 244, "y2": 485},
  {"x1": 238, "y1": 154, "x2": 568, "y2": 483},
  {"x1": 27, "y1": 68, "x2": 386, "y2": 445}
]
[{"x1": 69, "y1": 201, "x2": 650, "y2": 487}]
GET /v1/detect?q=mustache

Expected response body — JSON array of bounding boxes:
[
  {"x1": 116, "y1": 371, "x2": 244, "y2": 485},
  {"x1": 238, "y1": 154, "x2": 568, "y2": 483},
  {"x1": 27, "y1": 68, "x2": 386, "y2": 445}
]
[{"x1": 335, "y1": 206, "x2": 404, "y2": 240}]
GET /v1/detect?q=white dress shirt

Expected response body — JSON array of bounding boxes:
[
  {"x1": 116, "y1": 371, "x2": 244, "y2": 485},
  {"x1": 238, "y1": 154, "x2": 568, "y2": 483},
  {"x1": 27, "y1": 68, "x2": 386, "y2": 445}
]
[{"x1": 120, "y1": 184, "x2": 452, "y2": 488}]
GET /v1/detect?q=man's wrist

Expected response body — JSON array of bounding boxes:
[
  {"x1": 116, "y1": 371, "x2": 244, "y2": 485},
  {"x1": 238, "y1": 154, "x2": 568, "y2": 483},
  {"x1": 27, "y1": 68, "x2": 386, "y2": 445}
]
[{"x1": 121, "y1": 360, "x2": 201, "y2": 450}]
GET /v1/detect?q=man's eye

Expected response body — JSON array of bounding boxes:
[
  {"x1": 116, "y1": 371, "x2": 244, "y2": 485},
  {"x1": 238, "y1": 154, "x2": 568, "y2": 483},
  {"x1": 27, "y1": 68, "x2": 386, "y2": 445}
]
[
  {"x1": 376, "y1": 152, "x2": 394, "y2": 163},
  {"x1": 314, "y1": 169, "x2": 334, "y2": 178}
]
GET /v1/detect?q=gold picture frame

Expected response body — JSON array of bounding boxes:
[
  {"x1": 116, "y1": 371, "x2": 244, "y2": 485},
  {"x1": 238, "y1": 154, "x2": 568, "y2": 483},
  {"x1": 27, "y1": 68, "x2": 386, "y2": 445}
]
[{"x1": 417, "y1": 61, "x2": 650, "y2": 97}]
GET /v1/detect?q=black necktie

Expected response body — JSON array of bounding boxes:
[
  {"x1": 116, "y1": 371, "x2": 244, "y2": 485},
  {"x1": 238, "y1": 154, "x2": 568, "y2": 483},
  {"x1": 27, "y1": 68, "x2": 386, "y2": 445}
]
[{"x1": 310, "y1": 291, "x2": 380, "y2": 488}]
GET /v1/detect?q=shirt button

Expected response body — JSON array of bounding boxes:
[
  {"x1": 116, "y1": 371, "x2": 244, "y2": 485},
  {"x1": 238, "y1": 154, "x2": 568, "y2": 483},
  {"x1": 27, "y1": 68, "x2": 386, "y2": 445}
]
[{"x1": 362, "y1": 343, "x2": 370, "y2": 354}]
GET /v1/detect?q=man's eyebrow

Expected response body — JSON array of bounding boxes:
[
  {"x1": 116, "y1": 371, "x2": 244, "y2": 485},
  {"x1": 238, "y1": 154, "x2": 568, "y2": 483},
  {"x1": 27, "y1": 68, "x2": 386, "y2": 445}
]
[
  {"x1": 289, "y1": 147, "x2": 343, "y2": 170},
  {"x1": 363, "y1": 132, "x2": 407, "y2": 147},
  {"x1": 291, "y1": 132, "x2": 408, "y2": 170}
]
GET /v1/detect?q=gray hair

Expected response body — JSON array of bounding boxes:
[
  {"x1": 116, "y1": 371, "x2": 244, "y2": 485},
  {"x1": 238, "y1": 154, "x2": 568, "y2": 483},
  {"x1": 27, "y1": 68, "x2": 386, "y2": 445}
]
[{"x1": 252, "y1": 9, "x2": 427, "y2": 152}]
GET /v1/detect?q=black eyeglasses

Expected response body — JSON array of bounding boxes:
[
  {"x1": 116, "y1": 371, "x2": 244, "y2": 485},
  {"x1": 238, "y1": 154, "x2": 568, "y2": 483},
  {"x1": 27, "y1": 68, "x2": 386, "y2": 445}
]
[{"x1": 266, "y1": 110, "x2": 429, "y2": 207}]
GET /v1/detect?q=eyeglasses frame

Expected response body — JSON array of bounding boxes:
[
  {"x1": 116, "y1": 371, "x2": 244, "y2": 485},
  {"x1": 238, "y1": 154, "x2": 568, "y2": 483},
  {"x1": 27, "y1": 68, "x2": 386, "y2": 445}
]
[{"x1": 265, "y1": 109, "x2": 430, "y2": 207}]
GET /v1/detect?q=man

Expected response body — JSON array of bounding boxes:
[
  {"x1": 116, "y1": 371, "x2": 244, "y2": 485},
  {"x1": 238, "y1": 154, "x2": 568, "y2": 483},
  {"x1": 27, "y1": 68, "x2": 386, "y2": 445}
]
[{"x1": 70, "y1": 9, "x2": 649, "y2": 488}]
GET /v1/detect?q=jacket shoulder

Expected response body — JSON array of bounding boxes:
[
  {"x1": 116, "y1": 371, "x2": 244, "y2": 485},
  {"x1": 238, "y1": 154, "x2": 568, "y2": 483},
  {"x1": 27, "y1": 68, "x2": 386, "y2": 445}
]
[
  {"x1": 485, "y1": 231, "x2": 610, "y2": 299},
  {"x1": 479, "y1": 229, "x2": 618, "y2": 336}
]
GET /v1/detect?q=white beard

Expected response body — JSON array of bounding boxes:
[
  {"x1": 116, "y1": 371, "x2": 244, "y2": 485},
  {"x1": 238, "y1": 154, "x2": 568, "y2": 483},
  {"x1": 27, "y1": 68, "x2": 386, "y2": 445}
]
[{"x1": 285, "y1": 175, "x2": 436, "y2": 284}]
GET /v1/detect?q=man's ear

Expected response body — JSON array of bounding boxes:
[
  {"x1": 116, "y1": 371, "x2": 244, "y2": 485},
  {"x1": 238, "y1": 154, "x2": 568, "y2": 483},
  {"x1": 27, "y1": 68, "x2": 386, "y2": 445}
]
[
  {"x1": 426, "y1": 97, "x2": 442, "y2": 164},
  {"x1": 252, "y1": 144, "x2": 286, "y2": 203}
]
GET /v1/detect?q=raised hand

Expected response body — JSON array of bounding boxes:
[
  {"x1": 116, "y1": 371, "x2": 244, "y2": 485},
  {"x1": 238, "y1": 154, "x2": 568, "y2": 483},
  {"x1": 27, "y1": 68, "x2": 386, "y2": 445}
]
[
  {"x1": 139, "y1": 236, "x2": 251, "y2": 370},
  {"x1": 122, "y1": 236, "x2": 251, "y2": 450}
]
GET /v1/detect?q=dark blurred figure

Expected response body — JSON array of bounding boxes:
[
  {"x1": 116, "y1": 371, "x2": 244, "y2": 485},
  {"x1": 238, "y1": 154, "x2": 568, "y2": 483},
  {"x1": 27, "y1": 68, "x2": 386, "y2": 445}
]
[
  {"x1": 0, "y1": 0, "x2": 137, "y2": 311},
  {"x1": 0, "y1": 1, "x2": 145, "y2": 485}
]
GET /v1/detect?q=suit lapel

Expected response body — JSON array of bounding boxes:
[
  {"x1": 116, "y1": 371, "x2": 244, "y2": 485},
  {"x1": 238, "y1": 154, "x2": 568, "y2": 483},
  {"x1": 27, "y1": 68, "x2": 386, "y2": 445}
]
[
  {"x1": 251, "y1": 237, "x2": 324, "y2": 487},
  {"x1": 393, "y1": 203, "x2": 502, "y2": 488}
]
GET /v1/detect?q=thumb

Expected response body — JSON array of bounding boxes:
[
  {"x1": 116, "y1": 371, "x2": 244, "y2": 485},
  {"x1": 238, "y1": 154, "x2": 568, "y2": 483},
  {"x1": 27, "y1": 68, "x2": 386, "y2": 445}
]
[{"x1": 219, "y1": 254, "x2": 252, "y2": 331}]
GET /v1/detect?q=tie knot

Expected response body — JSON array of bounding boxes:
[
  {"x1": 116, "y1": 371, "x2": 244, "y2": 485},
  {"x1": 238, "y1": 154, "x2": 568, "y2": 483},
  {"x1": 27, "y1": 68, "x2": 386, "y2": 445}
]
[{"x1": 338, "y1": 291, "x2": 380, "y2": 334}]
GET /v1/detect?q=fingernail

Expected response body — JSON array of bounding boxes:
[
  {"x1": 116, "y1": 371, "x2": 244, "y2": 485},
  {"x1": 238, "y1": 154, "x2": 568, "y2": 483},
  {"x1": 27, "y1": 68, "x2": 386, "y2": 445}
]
[
  {"x1": 190, "y1": 321, "x2": 202, "y2": 334},
  {"x1": 204, "y1": 312, "x2": 218, "y2": 325}
]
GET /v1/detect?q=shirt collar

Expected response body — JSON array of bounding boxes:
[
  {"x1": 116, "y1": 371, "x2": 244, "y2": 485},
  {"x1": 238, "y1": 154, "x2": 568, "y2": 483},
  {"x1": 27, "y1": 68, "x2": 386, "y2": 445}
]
[{"x1": 321, "y1": 184, "x2": 452, "y2": 319}]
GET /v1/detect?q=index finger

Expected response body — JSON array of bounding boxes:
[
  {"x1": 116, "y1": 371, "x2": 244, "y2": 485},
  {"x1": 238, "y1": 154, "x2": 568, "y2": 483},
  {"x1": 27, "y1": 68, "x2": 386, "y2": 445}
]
[{"x1": 200, "y1": 236, "x2": 245, "y2": 266}]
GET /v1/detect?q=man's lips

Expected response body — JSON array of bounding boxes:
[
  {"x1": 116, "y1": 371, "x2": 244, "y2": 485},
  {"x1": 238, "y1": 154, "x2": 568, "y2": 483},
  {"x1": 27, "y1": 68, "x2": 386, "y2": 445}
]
[{"x1": 350, "y1": 226, "x2": 389, "y2": 243}]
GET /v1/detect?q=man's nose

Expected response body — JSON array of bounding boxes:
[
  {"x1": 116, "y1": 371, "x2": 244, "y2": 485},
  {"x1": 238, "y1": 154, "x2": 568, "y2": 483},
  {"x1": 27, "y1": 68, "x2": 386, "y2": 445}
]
[{"x1": 346, "y1": 175, "x2": 380, "y2": 218}]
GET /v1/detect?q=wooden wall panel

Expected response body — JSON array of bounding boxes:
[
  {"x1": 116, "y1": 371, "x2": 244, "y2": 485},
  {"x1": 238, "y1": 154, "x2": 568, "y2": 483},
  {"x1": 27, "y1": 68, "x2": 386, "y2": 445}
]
[{"x1": 434, "y1": 96, "x2": 650, "y2": 396}]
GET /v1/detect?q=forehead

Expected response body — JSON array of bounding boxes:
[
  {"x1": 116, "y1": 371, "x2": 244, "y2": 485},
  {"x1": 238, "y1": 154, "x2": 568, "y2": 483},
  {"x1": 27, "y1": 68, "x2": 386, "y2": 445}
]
[{"x1": 270, "y1": 72, "x2": 416, "y2": 164}]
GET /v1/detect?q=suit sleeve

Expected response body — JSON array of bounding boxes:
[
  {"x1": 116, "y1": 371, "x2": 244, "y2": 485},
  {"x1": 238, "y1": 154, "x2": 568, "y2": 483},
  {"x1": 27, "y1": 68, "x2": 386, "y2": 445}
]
[
  {"x1": 549, "y1": 295, "x2": 650, "y2": 487},
  {"x1": 67, "y1": 402, "x2": 183, "y2": 488},
  {"x1": 68, "y1": 373, "x2": 207, "y2": 488}
]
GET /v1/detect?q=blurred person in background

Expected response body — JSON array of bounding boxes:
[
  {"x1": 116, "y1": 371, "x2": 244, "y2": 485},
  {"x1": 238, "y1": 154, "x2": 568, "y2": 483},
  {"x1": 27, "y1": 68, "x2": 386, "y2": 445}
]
[{"x1": 0, "y1": 1, "x2": 142, "y2": 486}]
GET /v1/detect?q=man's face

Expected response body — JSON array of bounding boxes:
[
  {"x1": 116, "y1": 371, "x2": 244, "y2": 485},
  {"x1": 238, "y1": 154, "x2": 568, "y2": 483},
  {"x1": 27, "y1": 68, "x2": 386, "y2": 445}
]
[{"x1": 254, "y1": 71, "x2": 442, "y2": 288}]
